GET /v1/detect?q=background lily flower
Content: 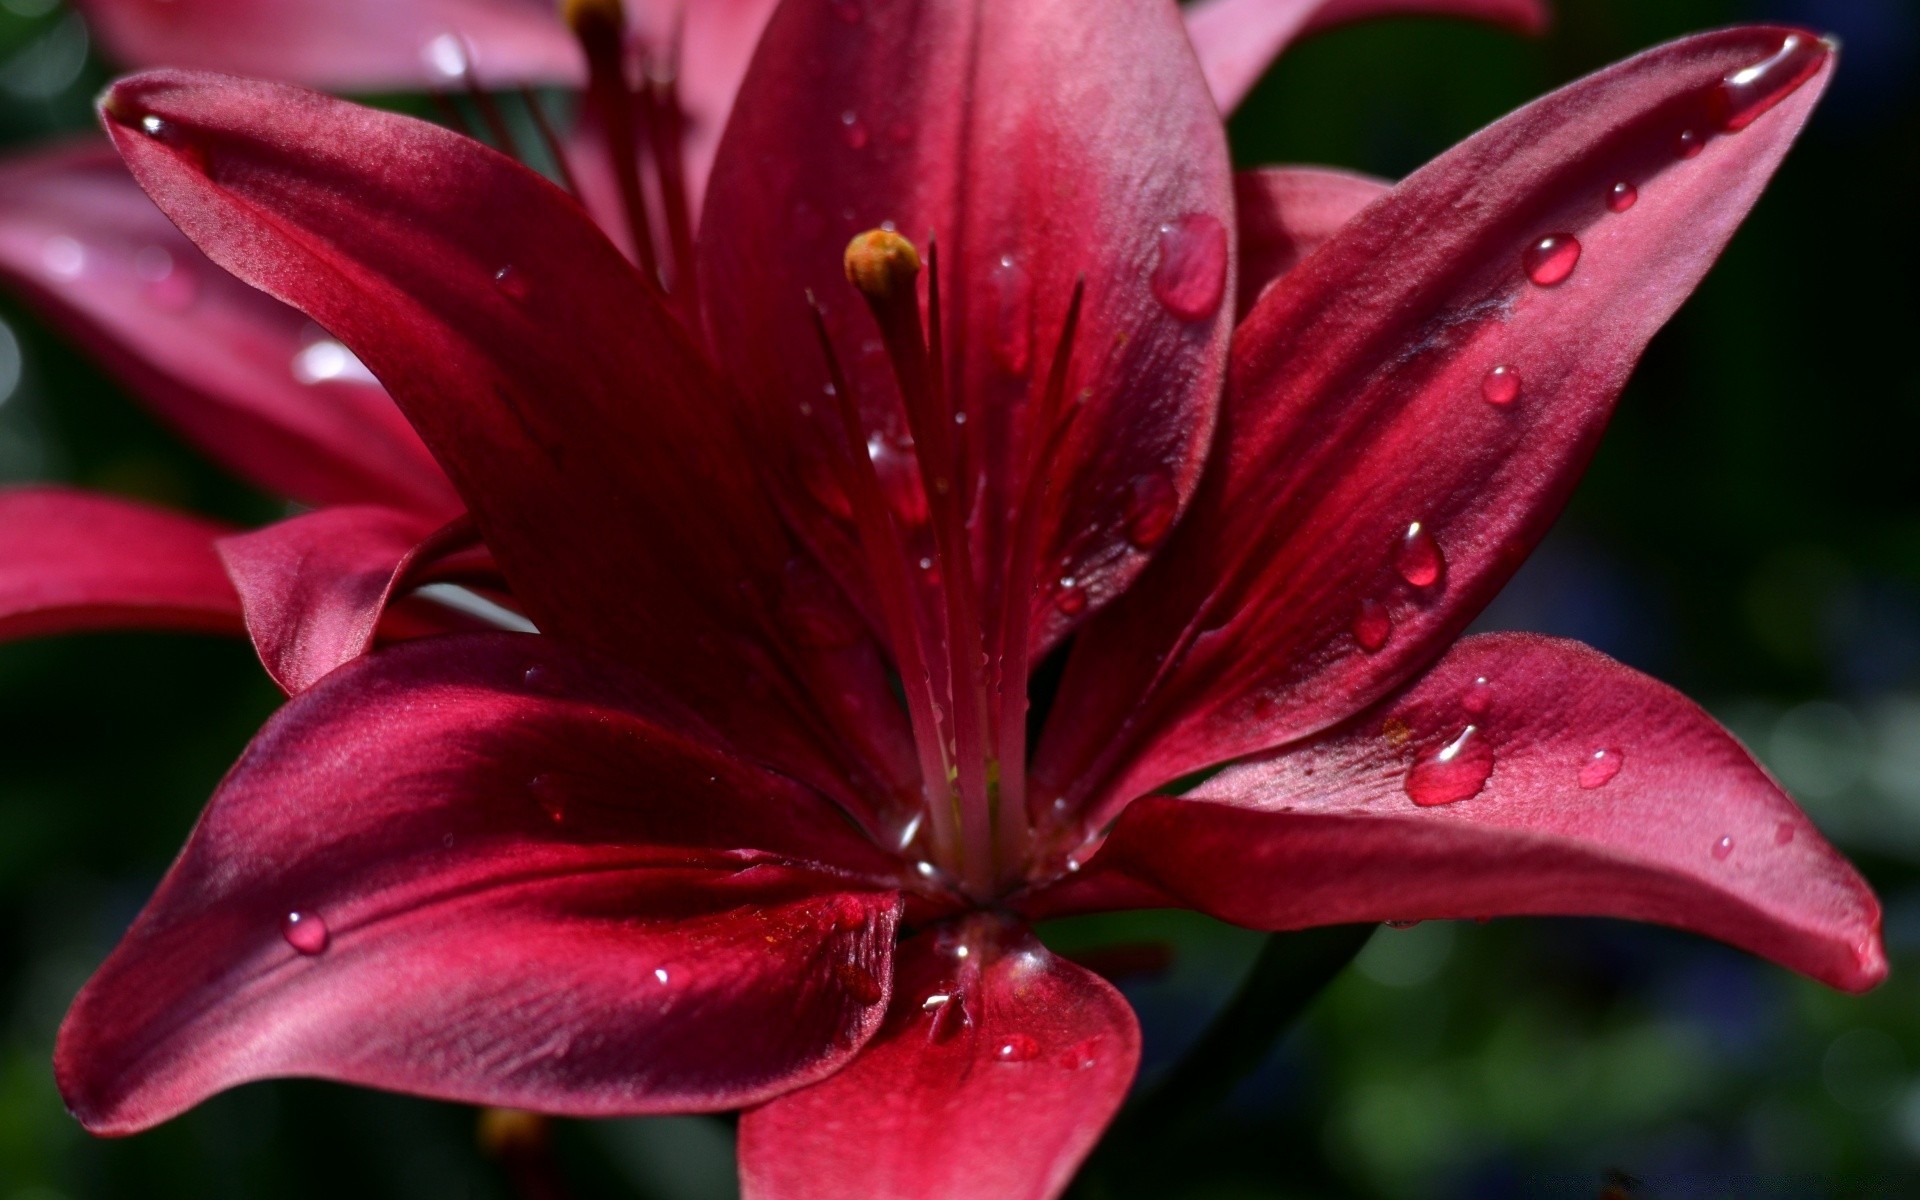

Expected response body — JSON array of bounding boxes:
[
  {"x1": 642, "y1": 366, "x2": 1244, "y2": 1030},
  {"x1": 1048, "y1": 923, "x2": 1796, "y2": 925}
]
[
  {"x1": 0, "y1": 0, "x2": 1547, "y2": 698},
  {"x1": 44, "y1": 0, "x2": 1881, "y2": 1195}
]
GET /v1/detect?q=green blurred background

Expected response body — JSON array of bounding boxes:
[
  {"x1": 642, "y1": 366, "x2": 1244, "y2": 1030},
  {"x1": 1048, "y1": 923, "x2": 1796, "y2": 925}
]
[{"x1": 0, "y1": 0, "x2": 1915, "y2": 1196}]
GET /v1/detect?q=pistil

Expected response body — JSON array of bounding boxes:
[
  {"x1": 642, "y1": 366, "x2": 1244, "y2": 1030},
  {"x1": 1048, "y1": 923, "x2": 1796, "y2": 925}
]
[{"x1": 845, "y1": 231, "x2": 998, "y2": 895}]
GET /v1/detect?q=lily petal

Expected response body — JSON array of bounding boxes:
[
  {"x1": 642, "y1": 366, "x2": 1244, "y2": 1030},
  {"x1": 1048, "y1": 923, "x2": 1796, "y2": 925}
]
[
  {"x1": 0, "y1": 142, "x2": 454, "y2": 515},
  {"x1": 217, "y1": 506, "x2": 473, "y2": 693},
  {"x1": 701, "y1": 0, "x2": 1233, "y2": 652},
  {"x1": 102, "y1": 72, "x2": 917, "y2": 824},
  {"x1": 1186, "y1": 0, "x2": 1551, "y2": 115},
  {"x1": 1040, "y1": 27, "x2": 1833, "y2": 821},
  {"x1": 740, "y1": 920, "x2": 1140, "y2": 1200},
  {"x1": 56, "y1": 633, "x2": 903, "y2": 1134},
  {"x1": 1235, "y1": 167, "x2": 1390, "y2": 318},
  {"x1": 1076, "y1": 635, "x2": 1883, "y2": 992},
  {"x1": 0, "y1": 486, "x2": 240, "y2": 640},
  {"x1": 72, "y1": 0, "x2": 580, "y2": 92}
]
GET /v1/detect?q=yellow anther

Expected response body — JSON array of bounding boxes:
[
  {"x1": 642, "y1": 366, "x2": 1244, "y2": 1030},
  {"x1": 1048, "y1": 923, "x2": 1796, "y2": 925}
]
[
  {"x1": 844, "y1": 229, "x2": 922, "y2": 304},
  {"x1": 561, "y1": 0, "x2": 625, "y2": 35}
]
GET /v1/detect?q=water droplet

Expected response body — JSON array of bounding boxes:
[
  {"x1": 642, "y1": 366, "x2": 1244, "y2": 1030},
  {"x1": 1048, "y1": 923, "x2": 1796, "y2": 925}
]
[
  {"x1": 522, "y1": 664, "x2": 551, "y2": 689},
  {"x1": 1395, "y1": 521, "x2": 1444, "y2": 588},
  {"x1": 838, "y1": 109, "x2": 870, "y2": 150},
  {"x1": 1607, "y1": 182, "x2": 1638, "y2": 213},
  {"x1": 1676, "y1": 128, "x2": 1703, "y2": 159},
  {"x1": 994, "y1": 1034, "x2": 1040, "y2": 1063},
  {"x1": 1712, "y1": 34, "x2": 1825, "y2": 133},
  {"x1": 834, "y1": 960, "x2": 884, "y2": 1005},
  {"x1": 1150, "y1": 213, "x2": 1228, "y2": 322},
  {"x1": 654, "y1": 967, "x2": 671, "y2": 985},
  {"x1": 40, "y1": 234, "x2": 84, "y2": 280},
  {"x1": 1404, "y1": 725, "x2": 1494, "y2": 807},
  {"x1": 1774, "y1": 821, "x2": 1797, "y2": 846},
  {"x1": 1123, "y1": 472, "x2": 1179, "y2": 548},
  {"x1": 1578, "y1": 747, "x2": 1623, "y2": 789},
  {"x1": 1712, "y1": 834, "x2": 1735, "y2": 861},
  {"x1": 1056, "y1": 1038, "x2": 1100, "y2": 1070},
  {"x1": 1353, "y1": 599, "x2": 1391, "y2": 653},
  {"x1": 989, "y1": 253, "x2": 1031, "y2": 374},
  {"x1": 1054, "y1": 578, "x2": 1087, "y2": 616},
  {"x1": 1522, "y1": 234, "x2": 1581, "y2": 287},
  {"x1": 529, "y1": 773, "x2": 564, "y2": 823},
  {"x1": 282, "y1": 910, "x2": 329, "y2": 955},
  {"x1": 138, "y1": 114, "x2": 167, "y2": 138},
  {"x1": 1481, "y1": 365, "x2": 1521, "y2": 406},
  {"x1": 1462, "y1": 676, "x2": 1493, "y2": 716},
  {"x1": 493, "y1": 264, "x2": 530, "y2": 301},
  {"x1": 927, "y1": 990, "x2": 971, "y2": 1042}
]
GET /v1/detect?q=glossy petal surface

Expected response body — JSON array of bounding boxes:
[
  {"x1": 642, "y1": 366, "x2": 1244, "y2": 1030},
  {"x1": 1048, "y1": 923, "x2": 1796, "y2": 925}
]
[
  {"x1": 1235, "y1": 167, "x2": 1390, "y2": 317},
  {"x1": 1080, "y1": 635, "x2": 1883, "y2": 991},
  {"x1": 0, "y1": 486, "x2": 239, "y2": 640},
  {"x1": 740, "y1": 921, "x2": 1139, "y2": 1200},
  {"x1": 103, "y1": 72, "x2": 915, "y2": 819},
  {"x1": 1040, "y1": 28, "x2": 1832, "y2": 821},
  {"x1": 0, "y1": 142, "x2": 452, "y2": 514},
  {"x1": 1185, "y1": 0, "x2": 1550, "y2": 114},
  {"x1": 73, "y1": 0, "x2": 579, "y2": 91},
  {"x1": 702, "y1": 0, "x2": 1233, "y2": 651},
  {"x1": 57, "y1": 635, "x2": 903, "y2": 1134}
]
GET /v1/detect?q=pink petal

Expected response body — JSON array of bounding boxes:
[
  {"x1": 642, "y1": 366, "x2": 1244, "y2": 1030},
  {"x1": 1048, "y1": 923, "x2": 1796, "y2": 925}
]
[
  {"x1": 0, "y1": 141, "x2": 454, "y2": 514},
  {"x1": 101, "y1": 72, "x2": 917, "y2": 830},
  {"x1": 0, "y1": 486, "x2": 240, "y2": 640},
  {"x1": 1235, "y1": 167, "x2": 1391, "y2": 317},
  {"x1": 72, "y1": 0, "x2": 579, "y2": 91},
  {"x1": 218, "y1": 506, "x2": 473, "y2": 693},
  {"x1": 1072, "y1": 635, "x2": 1883, "y2": 992},
  {"x1": 740, "y1": 919, "x2": 1140, "y2": 1200},
  {"x1": 700, "y1": 0, "x2": 1233, "y2": 652},
  {"x1": 1185, "y1": 0, "x2": 1551, "y2": 115},
  {"x1": 1039, "y1": 27, "x2": 1833, "y2": 824},
  {"x1": 57, "y1": 634, "x2": 904, "y2": 1134}
]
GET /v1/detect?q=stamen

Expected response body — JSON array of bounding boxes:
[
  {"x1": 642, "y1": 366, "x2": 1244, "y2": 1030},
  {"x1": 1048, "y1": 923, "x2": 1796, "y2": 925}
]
[
  {"x1": 845, "y1": 230, "x2": 997, "y2": 894},
  {"x1": 993, "y1": 277, "x2": 1085, "y2": 870},
  {"x1": 640, "y1": 43, "x2": 698, "y2": 308},
  {"x1": 565, "y1": 0, "x2": 660, "y2": 284},
  {"x1": 806, "y1": 294, "x2": 961, "y2": 870},
  {"x1": 461, "y1": 64, "x2": 522, "y2": 160}
]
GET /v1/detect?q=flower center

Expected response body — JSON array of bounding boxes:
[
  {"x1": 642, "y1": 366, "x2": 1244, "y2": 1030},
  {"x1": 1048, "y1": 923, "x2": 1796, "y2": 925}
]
[{"x1": 822, "y1": 230, "x2": 1085, "y2": 900}]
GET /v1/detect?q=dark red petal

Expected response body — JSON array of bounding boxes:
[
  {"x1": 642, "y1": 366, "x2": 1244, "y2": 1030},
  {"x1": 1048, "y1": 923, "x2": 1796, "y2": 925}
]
[
  {"x1": 1186, "y1": 0, "x2": 1551, "y2": 115},
  {"x1": 72, "y1": 0, "x2": 579, "y2": 91},
  {"x1": 217, "y1": 506, "x2": 469, "y2": 693},
  {"x1": 0, "y1": 486, "x2": 240, "y2": 640},
  {"x1": 1039, "y1": 28, "x2": 1832, "y2": 822},
  {"x1": 740, "y1": 919, "x2": 1140, "y2": 1200},
  {"x1": 0, "y1": 141, "x2": 453, "y2": 514},
  {"x1": 1234, "y1": 167, "x2": 1390, "y2": 318},
  {"x1": 1076, "y1": 635, "x2": 1883, "y2": 992},
  {"x1": 102, "y1": 72, "x2": 916, "y2": 825},
  {"x1": 56, "y1": 633, "x2": 904, "y2": 1134},
  {"x1": 700, "y1": 0, "x2": 1233, "y2": 651}
]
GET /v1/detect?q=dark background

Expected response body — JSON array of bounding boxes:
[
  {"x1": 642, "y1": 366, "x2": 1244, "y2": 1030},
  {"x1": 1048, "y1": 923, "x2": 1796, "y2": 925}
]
[{"x1": 0, "y1": 0, "x2": 1915, "y2": 1196}]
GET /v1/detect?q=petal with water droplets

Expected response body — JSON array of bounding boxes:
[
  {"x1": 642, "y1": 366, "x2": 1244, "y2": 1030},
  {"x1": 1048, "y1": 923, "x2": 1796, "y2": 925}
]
[
  {"x1": 1068, "y1": 635, "x2": 1884, "y2": 993},
  {"x1": 740, "y1": 920, "x2": 1140, "y2": 1200},
  {"x1": 101, "y1": 71, "x2": 915, "y2": 823},
  {"x1": 56, "y1": 634, "x2": 904, "y2": 1134},
  {"x1": 0, "y1": 141, "x2": 453, "y2": 514},
  {"x1": 0, "y1": 486, "x2": 241, "y2": 641},
  {"x1": 1039, "y1": 27, "x2": 1833, "y2": 825}
]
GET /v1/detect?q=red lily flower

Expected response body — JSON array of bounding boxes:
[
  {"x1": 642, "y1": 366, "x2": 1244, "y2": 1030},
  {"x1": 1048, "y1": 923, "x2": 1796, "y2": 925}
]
[
  {"x1": 54, "y1": 2, "x2": 1877, "y2": 1197},
  {"x1": 0, "y1": 0, "x2": 1536, "y2": 694}
]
